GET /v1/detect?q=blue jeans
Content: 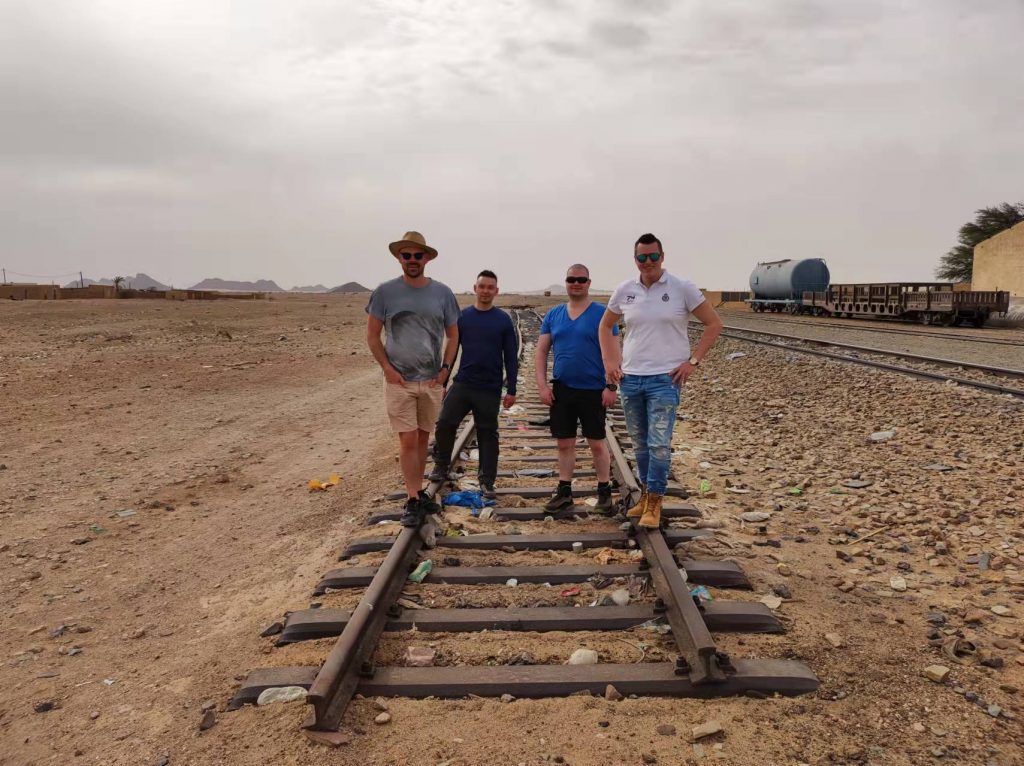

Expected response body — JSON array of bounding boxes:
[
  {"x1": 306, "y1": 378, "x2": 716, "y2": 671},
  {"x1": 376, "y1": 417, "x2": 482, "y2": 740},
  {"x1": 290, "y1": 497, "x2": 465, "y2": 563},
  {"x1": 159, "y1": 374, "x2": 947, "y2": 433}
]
[{"x1": 620, "y1": 373, "x2": 680, "y2": 495}]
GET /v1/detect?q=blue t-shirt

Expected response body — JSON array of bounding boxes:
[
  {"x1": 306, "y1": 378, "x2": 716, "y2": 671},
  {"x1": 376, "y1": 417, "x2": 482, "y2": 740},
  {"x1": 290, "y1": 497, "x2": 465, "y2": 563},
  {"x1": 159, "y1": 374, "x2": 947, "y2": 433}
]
[
  {"x1": 454, "y1": 306, "x2": 519, "y2": 394},
  {"x1": 540, "y1": 302, "x2": 617, "y2": 390}
]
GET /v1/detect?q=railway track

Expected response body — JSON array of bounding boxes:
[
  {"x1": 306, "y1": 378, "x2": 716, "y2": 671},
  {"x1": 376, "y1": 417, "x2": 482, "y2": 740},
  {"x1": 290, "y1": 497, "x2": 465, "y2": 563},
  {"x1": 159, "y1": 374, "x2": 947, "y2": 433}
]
[
  {"x1": 718, "y1": 309, "x2": 1024, "y2": 348},
  {"x1": 226, "y1": 309, "x2": 819, "y2": 743},
  {"x1": 714, "y1": 325, "x2": 1024, "y2": 400}
]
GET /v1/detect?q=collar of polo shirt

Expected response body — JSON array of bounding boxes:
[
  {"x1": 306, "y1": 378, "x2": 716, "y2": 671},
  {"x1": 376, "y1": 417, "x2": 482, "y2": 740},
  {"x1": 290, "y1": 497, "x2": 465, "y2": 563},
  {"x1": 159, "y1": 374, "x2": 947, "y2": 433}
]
[{"x1": 633, "y1": 270, "x2": 669, "y2": 287}]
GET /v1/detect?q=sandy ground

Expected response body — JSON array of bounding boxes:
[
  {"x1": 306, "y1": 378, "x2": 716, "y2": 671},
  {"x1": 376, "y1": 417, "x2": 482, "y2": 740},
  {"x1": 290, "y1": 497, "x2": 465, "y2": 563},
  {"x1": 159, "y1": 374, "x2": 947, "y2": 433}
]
[{"x1": 1, "y1": 294, "x2": 1022, "y2": 766}]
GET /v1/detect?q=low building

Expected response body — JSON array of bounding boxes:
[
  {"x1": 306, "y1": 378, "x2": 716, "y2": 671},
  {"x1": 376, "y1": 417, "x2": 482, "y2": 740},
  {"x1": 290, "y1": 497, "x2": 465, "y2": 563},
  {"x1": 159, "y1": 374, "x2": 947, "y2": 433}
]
[{"x1": 973, "y1": 221, "x2": 1024, "y2": 297}]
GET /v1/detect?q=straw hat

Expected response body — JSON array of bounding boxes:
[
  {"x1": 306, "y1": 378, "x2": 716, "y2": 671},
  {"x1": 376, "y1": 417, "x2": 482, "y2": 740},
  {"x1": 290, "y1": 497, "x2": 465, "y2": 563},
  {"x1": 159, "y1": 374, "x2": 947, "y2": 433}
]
[{"x1": 388, "y1": 231, "x2": 438, "y2": 260}]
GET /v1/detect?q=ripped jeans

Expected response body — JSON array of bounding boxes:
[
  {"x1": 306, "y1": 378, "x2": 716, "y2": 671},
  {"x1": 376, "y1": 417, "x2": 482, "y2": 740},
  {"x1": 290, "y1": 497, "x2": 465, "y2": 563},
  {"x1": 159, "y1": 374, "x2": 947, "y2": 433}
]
[{"x1": 619, "y1": 373, "x2": 681, "y2": 496}]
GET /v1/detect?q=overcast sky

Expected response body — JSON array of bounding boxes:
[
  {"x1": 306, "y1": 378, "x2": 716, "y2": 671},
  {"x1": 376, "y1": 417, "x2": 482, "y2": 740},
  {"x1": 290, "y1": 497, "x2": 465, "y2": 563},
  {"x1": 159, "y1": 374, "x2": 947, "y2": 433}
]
[{"x1": 2, "y1": 0, "x2": 1022, "y2": 291}]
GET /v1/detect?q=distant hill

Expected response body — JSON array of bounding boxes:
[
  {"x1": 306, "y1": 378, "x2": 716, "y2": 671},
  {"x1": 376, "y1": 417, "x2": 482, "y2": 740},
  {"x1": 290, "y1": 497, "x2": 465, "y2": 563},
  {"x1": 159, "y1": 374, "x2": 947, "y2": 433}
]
[
  {"x1": 290, "y1": 284, "x2": 329, "y2": 293},
  {"x1": 190, "y1": 278, "x2": 285, "y2": 292},
  {"x1": 329, "y1": 281, "x2": 370, "y2": 294},
  {"x1": 64, "y1": 273, "x2": 169, "y2": 290}
]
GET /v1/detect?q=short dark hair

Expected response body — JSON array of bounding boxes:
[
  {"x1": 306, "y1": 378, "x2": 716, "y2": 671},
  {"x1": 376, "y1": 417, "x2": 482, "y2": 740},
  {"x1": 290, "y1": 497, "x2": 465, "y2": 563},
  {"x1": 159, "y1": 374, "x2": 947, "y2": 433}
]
[
  {"x1": 477, "y1": 270, "x2": 498, "y2": 282},
  {"x1": 566, "y1": 263, "x2": 590, "y2": 277},
  {"x1": 634, "y1": 233, "x2": 662, "y2": 253}
]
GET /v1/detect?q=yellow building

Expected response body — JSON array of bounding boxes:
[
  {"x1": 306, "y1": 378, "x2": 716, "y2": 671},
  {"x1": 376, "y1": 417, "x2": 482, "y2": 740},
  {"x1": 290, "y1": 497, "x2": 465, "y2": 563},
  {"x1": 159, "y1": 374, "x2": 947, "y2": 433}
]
[{"x1": 973, "y1": 221, "x2": 1024, "y2": 296}]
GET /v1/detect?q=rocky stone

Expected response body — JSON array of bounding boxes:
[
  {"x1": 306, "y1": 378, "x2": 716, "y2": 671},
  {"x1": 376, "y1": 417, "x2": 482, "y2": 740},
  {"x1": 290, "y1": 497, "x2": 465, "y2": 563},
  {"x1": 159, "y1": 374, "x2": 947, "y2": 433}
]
[
  {"x1": 656, "y1": 723, "x2": 676, "y2": 736},
  {"x1": 776, "y1": 563, "x2": 792, "y2": 577},
  {"x1": 199, "y1": 710, "x2": 216, "y2": 731},
  {"x1": 641, "y1": 754, "x2": 657, "y2": 764},
  {"x1": 568, "y1": 648, "x2": 599, "y2": 665},
  {"x1": 500, "y1": 693, "x2": 516, "y2": 703},
  {"x1": 965, "y1": 610, "x2": 988, "y2": 625},
  {"x1": 691, "y1": 719, "x2": 723, "y2": 741},
  {"x1": 889, "y1": 576, "x2": 907, "y2": 592},
  {"x1": 990, "y1": 605, "x2": 1012, "y2": 616},
  {"x1": 373, "y1": 697, "x2": 389, "y2": 711},
  {"x1": 374, "y1": 712, "x2": 392, "y2": 725},
  {"x1": 739, "y1": 511, "x2": 771, "y2": 523},
  {"x1": 869, "y1": 430, "x2": 895, "y2": 442},
  {"x1": 771, "y1": 583, "x2": 793, "y2": 599},
  {"x1": 604, "y1": 684, "x2": 623, "y2": 701},
  {"x1": 987, "y1": 704, "x2": 1002, "y2": 718},
  {"x1": 824, "y1": 633, "x2": 844, "y2": 648},
  {"x1": 923, "y1": 665, "x2": 950, "y2": 683},
  {"x1": 200, "y1": 699, "x2": 217, "y2": 712}
]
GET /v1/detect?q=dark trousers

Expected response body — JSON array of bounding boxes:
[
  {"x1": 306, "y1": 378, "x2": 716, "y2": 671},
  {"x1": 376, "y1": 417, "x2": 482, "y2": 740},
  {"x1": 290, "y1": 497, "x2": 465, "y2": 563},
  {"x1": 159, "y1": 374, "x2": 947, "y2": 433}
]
[{"x1": 434, "y1": 382, "x2": 501, "y2": 484}]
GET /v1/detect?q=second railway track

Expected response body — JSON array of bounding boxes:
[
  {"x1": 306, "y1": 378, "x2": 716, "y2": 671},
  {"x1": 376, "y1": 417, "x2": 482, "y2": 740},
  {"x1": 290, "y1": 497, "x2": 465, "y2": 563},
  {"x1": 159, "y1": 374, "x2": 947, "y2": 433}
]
[{"x1": 225, "y1": 308, "x2": 820, "y2": 743}]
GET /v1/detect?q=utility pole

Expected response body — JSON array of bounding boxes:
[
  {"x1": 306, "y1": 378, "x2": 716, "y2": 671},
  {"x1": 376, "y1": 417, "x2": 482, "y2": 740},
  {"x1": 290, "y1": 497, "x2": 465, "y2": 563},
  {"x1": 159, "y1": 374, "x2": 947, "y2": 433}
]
[
  {"x1": 2, "y1": 268, "x2": 6, "y2": 284},
  {"x1": 79, "y1": 271, "x2": 84, "y2": 288}
]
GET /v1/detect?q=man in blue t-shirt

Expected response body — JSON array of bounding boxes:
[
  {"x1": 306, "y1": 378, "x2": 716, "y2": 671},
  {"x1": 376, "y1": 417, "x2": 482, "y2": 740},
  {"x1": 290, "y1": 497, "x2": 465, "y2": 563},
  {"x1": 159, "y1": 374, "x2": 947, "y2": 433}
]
[
  {"x1": 534, "y1": 264, "x2": 619, "y2": 513},
  {"x1": 430, "y1": 270, "x2": 518, "y2": 498}
]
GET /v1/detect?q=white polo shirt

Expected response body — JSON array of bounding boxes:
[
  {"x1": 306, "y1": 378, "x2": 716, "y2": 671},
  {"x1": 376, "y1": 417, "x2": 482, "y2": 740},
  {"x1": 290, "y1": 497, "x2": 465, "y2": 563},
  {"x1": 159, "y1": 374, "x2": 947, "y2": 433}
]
[{"x1": 607, "y1": 271, "x2": 705, "y2": 375}]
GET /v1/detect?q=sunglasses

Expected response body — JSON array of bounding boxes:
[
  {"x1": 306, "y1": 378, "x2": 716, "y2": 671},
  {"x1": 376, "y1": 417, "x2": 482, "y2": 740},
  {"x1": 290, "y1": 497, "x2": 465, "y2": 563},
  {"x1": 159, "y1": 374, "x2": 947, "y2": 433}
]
[
  {"x1": 635, "y1": 252, "x2": 662, "y2": 263},
  {"x1": 565, "y1": 276, "x2": 590, "y2": 284},
  {"x1": 400, "y1": 252, "x2": 426, "y2": 261}
]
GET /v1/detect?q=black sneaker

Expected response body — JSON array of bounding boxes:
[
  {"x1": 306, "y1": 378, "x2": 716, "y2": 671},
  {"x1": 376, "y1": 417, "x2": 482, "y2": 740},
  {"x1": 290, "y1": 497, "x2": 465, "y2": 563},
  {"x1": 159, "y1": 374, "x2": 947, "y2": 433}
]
[
  {"x1": 418, "y1": 491, "x2": 441, "y2": 515},
  {"x1": 480, "y1": 482, "x2": 497, "y2": 500},
  {"x1": 400, "y1": 497, "x2": 423, "y2": 527},
  {"x1": 428, "y1": 464, "x2": 450, "y2": 483},
  {"x1": 593, "y1": 486, "x2": 614, "y2": 515},
  {"x1": 543, "y1": 484, "x2": 574, "y2": 512}
]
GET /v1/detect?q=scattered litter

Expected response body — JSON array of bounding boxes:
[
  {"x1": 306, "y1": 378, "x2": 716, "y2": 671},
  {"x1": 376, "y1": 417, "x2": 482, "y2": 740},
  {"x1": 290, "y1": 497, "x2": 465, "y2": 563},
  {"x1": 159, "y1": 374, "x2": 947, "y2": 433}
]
[
  {"x1": 869, "y1": 430, "x2": 895, "y2": 442},
  {"x1": 699, "y1": 479, "x2": 713, "y2": 496},
  {"x1": 404, "y1": 646, "x2": 436, "y2": 667},
  {"x1": 560, "y1": 586, "x2": 581, "y2": 597},
  {"x1": 583, "y1": 497, "x2": 598, "y2": 507},
  {"x1": 505, "y1": 578, "x2": 518, "y2": 587},
  {"x1": 610, "y1": 589, "x2": 630, "y2": 606},
  {"x1": 442, "y1": 490, "x2": 495, "y2": 510},
  {"x1": 690, "y1": 585, "x2": 713, "y2": 603},
  {"x1": 760, "y1": 594, "x2": 782, "y2": 610},
  {"x1": 477, "y1": 508, "x2": 494, "y2": 521},
  {"x1": 114, "y1": 510, "x2": 136, "y2": 519},
  {"x1": 88, "y1": 525, "x2": 106, "y2": 534},
  {"x1": 739, "y1": 511, "x2": 771, "y2": 523},
  {"x1": 308, "y1": 474, "x2": 341, "y2": 491},
  {"x1": 571, "y1": 541, "x2": 584, "y2": 554},
  {"x1": 514, "y1": 468, "x2": 556, "y2": 478},
  {"x1": 725, "y1": 352, "x2": 746, "y2": 361},
  {"x1": 256, "y1": 686, "x2": 307, "y2": 706},
  {"x1": 408, "y1": 560, "x2": 433, "y2": 583},
  {"x1": 923, "y1": 463, "x2": 954, "y2": 472}
]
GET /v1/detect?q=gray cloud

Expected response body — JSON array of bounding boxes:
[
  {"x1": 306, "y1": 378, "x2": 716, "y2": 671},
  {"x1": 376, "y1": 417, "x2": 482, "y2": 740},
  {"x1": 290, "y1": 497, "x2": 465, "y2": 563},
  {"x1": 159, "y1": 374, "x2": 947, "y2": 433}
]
[{"x1": 1, "y1": 1, "x2": 1022, "y2": 291}]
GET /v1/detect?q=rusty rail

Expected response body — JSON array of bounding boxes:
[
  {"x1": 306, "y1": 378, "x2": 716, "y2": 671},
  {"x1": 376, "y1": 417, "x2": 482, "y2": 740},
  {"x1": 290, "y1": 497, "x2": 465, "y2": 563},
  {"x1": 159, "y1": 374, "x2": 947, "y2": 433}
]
[
  {"x1": 604, "y1": 425, "x2": 726, "y2": 684},
  {"x1": 304, "y1": 419, "x2": 476, "y2": 733}
]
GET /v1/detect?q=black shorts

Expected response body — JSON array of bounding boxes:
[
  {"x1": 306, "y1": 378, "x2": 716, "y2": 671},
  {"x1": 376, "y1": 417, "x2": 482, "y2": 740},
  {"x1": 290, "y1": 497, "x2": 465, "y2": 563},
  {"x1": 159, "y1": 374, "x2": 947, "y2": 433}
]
[{"x1": 549, "y1": 381, "x2": 606, "y2": 440}]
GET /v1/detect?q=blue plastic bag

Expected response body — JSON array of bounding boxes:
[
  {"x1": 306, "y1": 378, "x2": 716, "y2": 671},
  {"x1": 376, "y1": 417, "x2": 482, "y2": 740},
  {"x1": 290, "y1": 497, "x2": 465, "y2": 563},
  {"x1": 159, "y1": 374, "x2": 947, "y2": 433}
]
[{"x1": 442, "y1": 490, "x2": 496, "y2": 512}]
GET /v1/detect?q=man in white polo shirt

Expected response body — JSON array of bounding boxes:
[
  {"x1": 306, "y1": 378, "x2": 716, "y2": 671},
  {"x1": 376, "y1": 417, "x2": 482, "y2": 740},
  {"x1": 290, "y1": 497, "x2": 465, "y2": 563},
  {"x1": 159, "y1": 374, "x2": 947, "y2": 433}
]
[{"x1": 598, "y1": 233, "x2": 723, "y2": 529}]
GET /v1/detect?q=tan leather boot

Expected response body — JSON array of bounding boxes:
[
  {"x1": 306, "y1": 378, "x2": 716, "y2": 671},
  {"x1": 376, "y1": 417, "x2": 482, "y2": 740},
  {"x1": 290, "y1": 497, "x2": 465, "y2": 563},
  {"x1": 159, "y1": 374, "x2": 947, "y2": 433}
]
[
  {"x1": 638, "y1": 494, "x2": 663, "y2": 529},
  {"x1": 626, "y1": 490, "x2": 647, "y2": 519}
]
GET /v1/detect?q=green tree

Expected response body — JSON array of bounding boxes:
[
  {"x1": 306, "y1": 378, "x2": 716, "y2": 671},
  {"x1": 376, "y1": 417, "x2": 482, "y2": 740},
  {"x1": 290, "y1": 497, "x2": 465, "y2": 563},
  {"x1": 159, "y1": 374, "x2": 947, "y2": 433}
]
[{"x1": 937, "y1": 202, "x2": 1024, "y2": 282}]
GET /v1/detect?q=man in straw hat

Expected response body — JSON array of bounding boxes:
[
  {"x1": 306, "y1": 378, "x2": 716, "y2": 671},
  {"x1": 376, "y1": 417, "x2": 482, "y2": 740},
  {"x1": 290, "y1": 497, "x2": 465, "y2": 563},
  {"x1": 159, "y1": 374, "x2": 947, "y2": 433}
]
[{"x1": 367, "y1": 231, "x2": 460, "y2": 528}]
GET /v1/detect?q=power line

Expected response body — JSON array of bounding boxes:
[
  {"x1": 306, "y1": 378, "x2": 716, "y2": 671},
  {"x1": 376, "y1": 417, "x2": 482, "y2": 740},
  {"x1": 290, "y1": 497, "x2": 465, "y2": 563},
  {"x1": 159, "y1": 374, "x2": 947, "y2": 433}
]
[{"x1": 4, "y1": 269, "x2": 82, "y2": 279}]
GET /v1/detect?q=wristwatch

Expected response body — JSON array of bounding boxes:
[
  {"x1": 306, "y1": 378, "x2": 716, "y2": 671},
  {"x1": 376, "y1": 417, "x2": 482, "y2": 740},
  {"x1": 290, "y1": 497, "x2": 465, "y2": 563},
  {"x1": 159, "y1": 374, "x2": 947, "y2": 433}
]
[
  {"x1": 605, "y1": 383, "x2": 618, "y2": 392},
  {"x1": 688, "y1": 357, "x2": 700, "y2": 367}
]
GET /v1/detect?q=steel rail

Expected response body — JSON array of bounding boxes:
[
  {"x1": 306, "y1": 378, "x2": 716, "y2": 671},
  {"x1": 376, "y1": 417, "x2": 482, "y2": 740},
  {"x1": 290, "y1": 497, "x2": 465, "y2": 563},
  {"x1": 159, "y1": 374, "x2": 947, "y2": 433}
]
[
  {"x1": 718, "y1": 309, "x2": 1024, "y2": 347},
  {"x1": 716, "y1": 330, "x2": 1024, "y2": 400},
  {"x1": 721, "y1": 325, "x2": 1024, "y2": 379},
  {"x1": 604, "y1": 426, "x2": 725, "y2": 684},
  {"x1": 305, "y1": 421, "x2": 476, "y2": 734}
]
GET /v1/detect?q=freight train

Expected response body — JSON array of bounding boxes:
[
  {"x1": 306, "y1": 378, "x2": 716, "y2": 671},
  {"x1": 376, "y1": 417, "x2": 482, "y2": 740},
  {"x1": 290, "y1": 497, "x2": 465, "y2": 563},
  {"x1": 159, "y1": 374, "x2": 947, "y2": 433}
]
[{"x1": 746, "y1": 259, "x2": 1010, "y2": 327}]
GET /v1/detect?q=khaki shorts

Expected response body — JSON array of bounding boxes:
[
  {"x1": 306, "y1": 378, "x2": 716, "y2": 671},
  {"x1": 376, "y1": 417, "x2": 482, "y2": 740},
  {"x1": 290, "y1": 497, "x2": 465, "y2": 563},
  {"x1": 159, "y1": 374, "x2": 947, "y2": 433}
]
[{"x1": 384, "y1": 380, "x2": 444, "y2": 433}]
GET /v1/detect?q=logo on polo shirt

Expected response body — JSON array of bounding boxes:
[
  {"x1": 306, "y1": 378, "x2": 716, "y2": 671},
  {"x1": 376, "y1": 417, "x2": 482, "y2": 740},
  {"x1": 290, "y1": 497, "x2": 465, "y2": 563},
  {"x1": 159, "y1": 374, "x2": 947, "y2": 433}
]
[
  {"x1": 625, "y1": 294, "x2": 636, "y2": 303},
  {"x1": 661, "y1": 293, "x2": 669, "y2": 302}
]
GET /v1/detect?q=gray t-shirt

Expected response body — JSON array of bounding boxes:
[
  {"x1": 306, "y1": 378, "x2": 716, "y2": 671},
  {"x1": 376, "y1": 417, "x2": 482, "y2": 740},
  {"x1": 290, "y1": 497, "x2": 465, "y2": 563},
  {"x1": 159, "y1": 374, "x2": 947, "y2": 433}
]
[{"x1": 366, "y1": 277, "x2": 460, "y2": 381}]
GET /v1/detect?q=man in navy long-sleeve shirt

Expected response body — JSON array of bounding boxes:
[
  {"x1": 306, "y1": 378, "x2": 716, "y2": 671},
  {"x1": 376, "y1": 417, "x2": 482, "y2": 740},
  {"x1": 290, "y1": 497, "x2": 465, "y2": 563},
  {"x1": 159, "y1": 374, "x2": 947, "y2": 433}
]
[{"x1": 430, "y1": 270, "x2": 518, "y2": 498}]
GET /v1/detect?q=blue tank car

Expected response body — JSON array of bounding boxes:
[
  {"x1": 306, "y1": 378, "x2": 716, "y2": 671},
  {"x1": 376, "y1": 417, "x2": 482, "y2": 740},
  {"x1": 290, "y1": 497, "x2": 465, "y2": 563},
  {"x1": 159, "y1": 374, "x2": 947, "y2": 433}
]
[{"x1": 748, "y1": 259, "x2": 831, "y2": 313}]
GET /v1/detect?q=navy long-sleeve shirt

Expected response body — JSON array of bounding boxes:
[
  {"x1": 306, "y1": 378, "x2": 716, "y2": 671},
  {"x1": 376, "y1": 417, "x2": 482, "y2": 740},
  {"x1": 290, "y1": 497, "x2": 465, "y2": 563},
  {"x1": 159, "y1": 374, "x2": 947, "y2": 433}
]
[{"x1": 453, "y1": 306, "x2": 518, "y2": 394}]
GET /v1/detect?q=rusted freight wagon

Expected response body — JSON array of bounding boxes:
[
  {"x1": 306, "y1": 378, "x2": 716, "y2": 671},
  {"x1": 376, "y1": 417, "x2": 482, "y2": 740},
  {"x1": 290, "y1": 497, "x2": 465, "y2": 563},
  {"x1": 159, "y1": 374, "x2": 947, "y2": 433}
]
[{"x1": 803, "y1": 283, "x2": 1009, "y2": 326}]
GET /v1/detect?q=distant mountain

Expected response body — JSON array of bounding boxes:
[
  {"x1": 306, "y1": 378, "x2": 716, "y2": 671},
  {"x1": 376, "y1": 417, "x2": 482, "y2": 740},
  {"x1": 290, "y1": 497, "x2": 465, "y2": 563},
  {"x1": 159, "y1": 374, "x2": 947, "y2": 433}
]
[
  {"x1": 329, "y1": 281, "x2": 370, "y2": 294},
  {"x1": 64, "y1": 273, "x2": 169, "y2": 290},
  {"x1": 189, "y1": 278, "x2": 284, "y2": 292},
  {"x1": 290, "y1": 284, "x2": 329, "y2": 293}
]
